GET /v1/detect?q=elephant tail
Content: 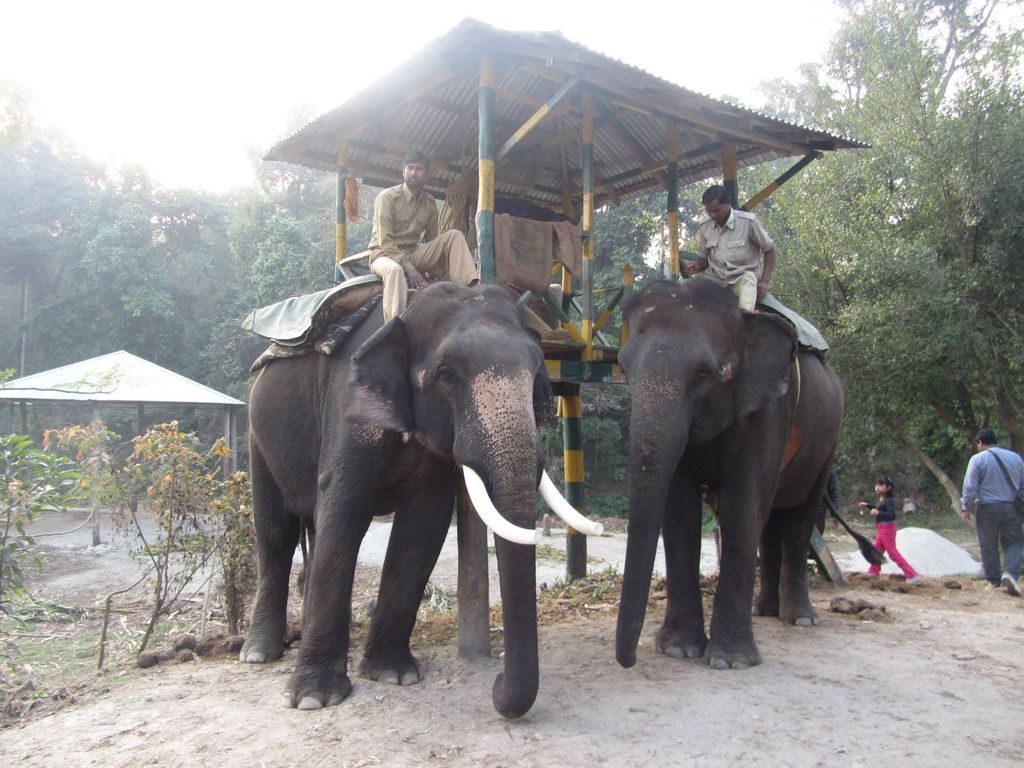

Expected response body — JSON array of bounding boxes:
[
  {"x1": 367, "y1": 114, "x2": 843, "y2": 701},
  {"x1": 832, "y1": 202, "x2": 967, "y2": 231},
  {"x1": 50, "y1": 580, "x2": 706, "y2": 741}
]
[{"x1": 823, "y1": 494, "x2": 886, "y2": 567}]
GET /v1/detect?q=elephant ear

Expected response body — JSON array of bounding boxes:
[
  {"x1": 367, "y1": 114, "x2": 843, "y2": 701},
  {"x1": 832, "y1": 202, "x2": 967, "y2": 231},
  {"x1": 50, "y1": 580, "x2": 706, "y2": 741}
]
[
  {"x1": 533, "y1": 366, "x2": 556, "y2": 426},
  {"x1": 736, "y1": 313, "x2": 798, "y2": 421},
  {"x1": 345, "y1": 317, "x2": 415, "y2": 432}
]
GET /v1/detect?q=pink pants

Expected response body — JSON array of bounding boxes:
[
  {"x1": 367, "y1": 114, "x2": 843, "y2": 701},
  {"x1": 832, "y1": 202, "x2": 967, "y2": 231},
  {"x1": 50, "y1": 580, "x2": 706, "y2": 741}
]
[{"x1": 869, "y1": 522, "x2": 918, "y2": 578}]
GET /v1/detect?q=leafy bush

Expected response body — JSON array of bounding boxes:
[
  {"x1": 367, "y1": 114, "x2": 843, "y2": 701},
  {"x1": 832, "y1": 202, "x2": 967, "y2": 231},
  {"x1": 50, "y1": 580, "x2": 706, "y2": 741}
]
[{"x1": 0, "y1": 434, "x2": 83, "y2": 616}]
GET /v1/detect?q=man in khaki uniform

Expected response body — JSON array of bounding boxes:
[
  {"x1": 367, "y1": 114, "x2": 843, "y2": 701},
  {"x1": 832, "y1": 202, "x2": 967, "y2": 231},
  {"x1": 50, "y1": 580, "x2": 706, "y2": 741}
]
[
  {"x1": 368, "y1": 151, "x2": 478, "y2": 320},
  {"x1": 684, "y1": 184, "x2": 777, "y2": 311}
]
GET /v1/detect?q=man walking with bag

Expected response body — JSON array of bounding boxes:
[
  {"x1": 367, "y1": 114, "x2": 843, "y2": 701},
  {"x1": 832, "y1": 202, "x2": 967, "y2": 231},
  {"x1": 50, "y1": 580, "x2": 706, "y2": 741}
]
[{"x1": 961, "y1": 428, "x2": 1024, "y2": 595}]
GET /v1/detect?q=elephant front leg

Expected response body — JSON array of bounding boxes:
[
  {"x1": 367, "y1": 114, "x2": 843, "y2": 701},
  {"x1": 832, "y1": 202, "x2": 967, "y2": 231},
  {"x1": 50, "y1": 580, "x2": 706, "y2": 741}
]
[
  {"x1": 285, "y1": 507, "x2": 371, "y2": 710},
  {"x1": 706, "y1": 490, "x2": 763, "y2": 669},
  {"x1": 359, "y1": 480, "x2": 455, "y2": 685},
  {"x1": 656, "y1": 477, "x2": 708, "y2": 659}
]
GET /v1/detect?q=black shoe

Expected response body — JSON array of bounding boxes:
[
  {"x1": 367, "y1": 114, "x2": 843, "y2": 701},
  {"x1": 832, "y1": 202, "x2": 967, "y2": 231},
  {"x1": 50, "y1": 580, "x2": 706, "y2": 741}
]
[{"x1": 1000, "y1": 573, "x2": 1021, "y2": 597}]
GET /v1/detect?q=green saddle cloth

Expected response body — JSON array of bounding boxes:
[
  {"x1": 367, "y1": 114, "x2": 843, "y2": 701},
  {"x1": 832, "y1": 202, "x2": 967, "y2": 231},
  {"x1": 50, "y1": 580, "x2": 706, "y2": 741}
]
[
  {"x1": 241, "y1": 274, "x2": 381, "y2": 347},
  {"x1": 758, "y1": 294, "x2": 829, "y2": 353}
]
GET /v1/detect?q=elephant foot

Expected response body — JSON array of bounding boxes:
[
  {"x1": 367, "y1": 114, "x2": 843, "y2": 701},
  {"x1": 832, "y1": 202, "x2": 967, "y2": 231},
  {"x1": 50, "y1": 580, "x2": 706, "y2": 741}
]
[
  {"x1": 284, "y1": 664, "x2": 353, "y2": 710},
  {"x1": 358, "y1": 652, "x2": 421, "y2": 686},
  {"x1": 752, "y1": 595, "x2": 779, "y2": 617},
  {"x1": 239, "y1": 628, "x2": 285, "y2": 664},
  {"x1": 655, "y1": 625, "x2": 708, "y2": 660},
  {"x1": 705, "y1": 636, "x2": 762, "y2": 670},
  {"x1": 780, "y1": 601, "x2": 818, "y2": 627}
]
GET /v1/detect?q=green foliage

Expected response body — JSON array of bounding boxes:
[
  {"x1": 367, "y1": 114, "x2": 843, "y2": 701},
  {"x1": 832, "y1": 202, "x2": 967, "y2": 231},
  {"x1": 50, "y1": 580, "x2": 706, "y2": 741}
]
[
  {"x1": 45, "y1": 421, "x2": 257, "y2": 655},
  {"x1": 758, "y1": 0, "x2": 1024, "y2": 509},
  {"x1": 112, "y1": 422, "x2": 255, "y2": 653},
  {"x1": 211, "y1": 469, "x2": 255, "y2": 634},
  {"x1": 5, "y1": 1, "x2": 1020, "y2": 524},
  {"x1": 0, "y1": 435, "x2": 83, "y2": 612}
]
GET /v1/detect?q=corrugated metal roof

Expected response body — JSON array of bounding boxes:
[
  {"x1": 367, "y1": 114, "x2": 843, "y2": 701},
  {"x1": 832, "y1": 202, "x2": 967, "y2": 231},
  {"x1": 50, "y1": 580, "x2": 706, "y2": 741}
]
[
  {"x1": 266, "y1": 17, "x2": 865, "y2": 211},
  {"x1": 0, "y1": 351, "x2": 244, "y2": 407}
]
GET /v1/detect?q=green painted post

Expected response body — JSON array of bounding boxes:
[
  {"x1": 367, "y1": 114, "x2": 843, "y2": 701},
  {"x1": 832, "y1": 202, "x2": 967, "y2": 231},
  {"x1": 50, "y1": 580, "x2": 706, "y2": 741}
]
[
  {"x1": 477, "y1": 58, "x2": 496, "y2": 284},
  {"x1": 561, "y1": 388, "x2": 587, "y2": 580}
]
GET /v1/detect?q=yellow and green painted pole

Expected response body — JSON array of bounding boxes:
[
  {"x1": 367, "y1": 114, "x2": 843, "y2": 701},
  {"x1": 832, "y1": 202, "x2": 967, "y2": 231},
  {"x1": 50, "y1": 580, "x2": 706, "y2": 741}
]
[
  {"x1": 477, "y1": 58, "x2": 496, "y2": 284},
  {"x1": 742, "y1": 152, "x2": 820, "y2": 211},
  {"x1": 619, "y1": 263, "x2": 633, "y2": 347},
  {"x1": 496, "y1": 76, "x2": 580, "y2": 162},
  {"x1": 666, "y1": 124, "x2": 680, "y2": 280},
  {"x1": 334, "y1": 143, "x2": 348, "y2": 282},
  {"x1": 722, "y1": 143, "x2": 738, "y2": 208},
  {"x1": 580, "y1": 90, "x2": 595, "y2": 361},
  {"x1": 559, "y1": 389, "x2": 587, "y2": 580},
  {"x1": 560, "y1": 185, "x2": 578, "y2": 340}
]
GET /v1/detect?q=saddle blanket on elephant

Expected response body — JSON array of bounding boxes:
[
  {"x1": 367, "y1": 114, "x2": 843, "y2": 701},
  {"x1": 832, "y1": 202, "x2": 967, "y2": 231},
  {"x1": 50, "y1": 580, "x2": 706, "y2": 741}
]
[
  {"x1": 242, "y1": 274, "x2": 382, "y2": 345},
  {"x1": 759, "y1": 294, "x2": 829, "y2": 353},
  {"x1": 242, "y1": 274, "x2": 383, "y2": 372}
]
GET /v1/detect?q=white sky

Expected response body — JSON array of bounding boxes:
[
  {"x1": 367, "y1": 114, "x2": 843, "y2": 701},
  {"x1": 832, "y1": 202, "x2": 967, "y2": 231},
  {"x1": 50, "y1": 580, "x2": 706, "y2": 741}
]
[{"x1": 2, "y1": 1, "x2": 841, "y2": 193}]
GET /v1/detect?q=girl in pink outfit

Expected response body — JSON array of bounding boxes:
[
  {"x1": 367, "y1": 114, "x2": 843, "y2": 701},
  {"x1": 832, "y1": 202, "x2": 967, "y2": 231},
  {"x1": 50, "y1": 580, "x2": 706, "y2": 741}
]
[{"x1": 858, "y1": 476, "x2": 920, "y2": 581}]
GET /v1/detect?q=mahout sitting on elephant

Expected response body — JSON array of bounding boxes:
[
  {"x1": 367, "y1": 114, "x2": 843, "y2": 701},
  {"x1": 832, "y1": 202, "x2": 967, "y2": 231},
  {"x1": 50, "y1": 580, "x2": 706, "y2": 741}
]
[
  {"x1": 614, "y1": 280, "x2": 843, "y2": 671},
  {"x1": 241, "y1": 282, "x2": 598, "y2": 718}
]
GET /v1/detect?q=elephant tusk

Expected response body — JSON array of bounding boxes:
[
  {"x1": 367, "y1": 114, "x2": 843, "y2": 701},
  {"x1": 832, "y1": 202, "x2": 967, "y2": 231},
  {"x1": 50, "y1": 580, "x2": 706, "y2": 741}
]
[
  {"x1": 462, "y1": 466, "x2": 541, "y2": 546},
  {"x1": 539, "y1": 471, "x2": 604, "y2": 536}
]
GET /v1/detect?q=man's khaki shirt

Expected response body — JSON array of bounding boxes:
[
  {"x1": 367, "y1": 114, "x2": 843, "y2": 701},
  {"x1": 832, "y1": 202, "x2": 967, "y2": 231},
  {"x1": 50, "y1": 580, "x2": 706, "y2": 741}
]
[
  {"x1": 698, "y1": 208, "x2": 775, "y2": 284},
  {"x1": 367, "y1": 183, "x2": 439, "y2": 272}
]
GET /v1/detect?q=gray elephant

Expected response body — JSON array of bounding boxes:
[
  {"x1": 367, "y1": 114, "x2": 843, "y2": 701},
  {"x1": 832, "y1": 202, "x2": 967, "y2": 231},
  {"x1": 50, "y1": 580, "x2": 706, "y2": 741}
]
[
  {"x1": 615, "y1": 280, "x2": 843, "y2": 671},
  {"x1": 241, "y1": 282, "x2": 596, "y2": 718}
]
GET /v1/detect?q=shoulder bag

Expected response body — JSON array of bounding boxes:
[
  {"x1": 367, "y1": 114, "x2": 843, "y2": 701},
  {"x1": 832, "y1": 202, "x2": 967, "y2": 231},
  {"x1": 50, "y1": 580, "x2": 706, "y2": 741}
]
[{"x1": 988, "y1": 449, "x2": 1024, "y2": 518}]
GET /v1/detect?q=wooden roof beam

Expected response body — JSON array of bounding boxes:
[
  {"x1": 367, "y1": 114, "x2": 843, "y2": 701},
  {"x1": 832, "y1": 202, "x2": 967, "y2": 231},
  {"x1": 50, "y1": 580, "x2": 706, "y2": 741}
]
[
  {"x1": 607, "y1": 146, "x2": 768, "y2": 200},
  {"x1": 497, "y1": 76, "x2": 582, "y2": 162},
  {"x1": 601, "y1": 111, "x2": 669, "y2": 189}
]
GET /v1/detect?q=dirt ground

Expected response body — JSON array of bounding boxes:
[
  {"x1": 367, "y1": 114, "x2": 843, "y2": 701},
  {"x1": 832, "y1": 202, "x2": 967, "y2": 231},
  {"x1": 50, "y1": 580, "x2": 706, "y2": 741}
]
[{"x1": 2, "y1": 511, "x2": 1022, "y2": 767}]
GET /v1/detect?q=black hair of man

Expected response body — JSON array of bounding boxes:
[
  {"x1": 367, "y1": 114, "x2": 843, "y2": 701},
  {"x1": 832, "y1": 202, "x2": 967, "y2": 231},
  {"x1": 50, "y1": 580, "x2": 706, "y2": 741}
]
[
  {"x1": 404, "y1": 150, "x2": 430, "y2": 168},
  {"x1": 701, "y1": 184, "x2": 731, "y2": 206},
  {"x1": 975, "y1": 428, "x2": 998, "y2": 446}
]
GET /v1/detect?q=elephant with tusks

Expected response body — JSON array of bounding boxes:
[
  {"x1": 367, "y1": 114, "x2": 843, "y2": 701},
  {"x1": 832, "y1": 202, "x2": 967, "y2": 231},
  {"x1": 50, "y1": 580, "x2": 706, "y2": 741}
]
[{"x1": 241, "y1": 282, "x2": 600, "y2": 719}]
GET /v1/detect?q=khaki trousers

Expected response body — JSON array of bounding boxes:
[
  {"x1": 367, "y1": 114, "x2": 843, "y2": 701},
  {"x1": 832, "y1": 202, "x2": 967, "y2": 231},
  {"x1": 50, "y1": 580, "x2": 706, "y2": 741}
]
[
  {"x1": 370, "y1": 230, "x2": 479, "y2": 320},
  {"x1": 710, "y1": 271, "x2": 758, "y2": 311}
]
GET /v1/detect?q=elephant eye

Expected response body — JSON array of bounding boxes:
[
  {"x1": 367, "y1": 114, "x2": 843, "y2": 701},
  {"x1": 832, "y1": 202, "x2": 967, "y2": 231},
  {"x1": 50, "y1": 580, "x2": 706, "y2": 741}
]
[
  {"x1": 693, "y1": 369, "x2": 713, "y2": 386},
  {"x1": 436, "y1": 365, "x2": 459, "y2": 386}
]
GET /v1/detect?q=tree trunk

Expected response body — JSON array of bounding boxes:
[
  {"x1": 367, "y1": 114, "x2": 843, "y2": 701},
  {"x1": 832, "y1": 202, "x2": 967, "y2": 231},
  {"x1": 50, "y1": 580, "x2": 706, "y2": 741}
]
[
  {"x1": 18, "y1": 276, "x2": 28, "y2": 377},
  {"x1": 894, "y1": 429, "x2": 962, "y2": 515}
]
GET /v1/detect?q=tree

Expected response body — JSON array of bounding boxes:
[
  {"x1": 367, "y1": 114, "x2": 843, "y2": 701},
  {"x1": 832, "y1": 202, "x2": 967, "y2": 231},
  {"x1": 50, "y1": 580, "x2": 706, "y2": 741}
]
[
  {"x1": 761, "y1": 0, "x2": 1024, "y2": 511},
  {"x1": 0, "y1": 435, "x2": 82, "y2": 618}
]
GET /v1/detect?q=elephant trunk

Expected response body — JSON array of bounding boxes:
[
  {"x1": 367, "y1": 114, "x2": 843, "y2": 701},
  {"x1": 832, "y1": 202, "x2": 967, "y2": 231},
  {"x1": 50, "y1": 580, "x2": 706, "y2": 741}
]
[
  {"x1": 616, "y1": 405, "x2": 690, "y2": 668},
  {"x1": 457, "y1": 366, "x2": 541, "y2": 717},
  {"x1": 492, "y1": 522, "x2": 539, "y2": 718},
  {"x1": 474, "y1": 472, "x2": 538, "y2": 718}
]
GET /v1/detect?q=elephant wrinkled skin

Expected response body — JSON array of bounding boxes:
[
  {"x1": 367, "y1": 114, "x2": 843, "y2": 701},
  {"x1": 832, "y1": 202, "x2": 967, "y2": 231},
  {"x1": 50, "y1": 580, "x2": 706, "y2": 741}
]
[
  {"x1": 241, "y1": 283, "x2": 554, "y2": 719},
  {"x1": 615, "y1": 280, "x2": 843, "y2": 671}
]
